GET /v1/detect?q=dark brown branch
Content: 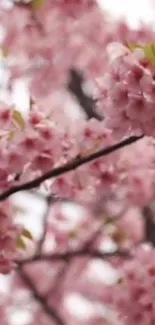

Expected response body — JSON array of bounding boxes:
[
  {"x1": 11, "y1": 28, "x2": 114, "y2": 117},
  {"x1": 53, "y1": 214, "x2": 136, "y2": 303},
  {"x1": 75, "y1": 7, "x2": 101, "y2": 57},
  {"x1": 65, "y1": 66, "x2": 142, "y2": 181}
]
[
  {"x1": 17, "y1": 248, "x2": 131, "y2": 265},
  {"x1": 0, "y1": 134, "x2": 143, "y2": 201},
  {"x1": 18, "y1": 266, "x2": 65, "y2": 325},
  {"x1": 68, "y1": 69, "x2": 102, "y2": 120},
  {"x1": 45, "y1": 224, "x2": 106, "y2": 300},
  {"x1": 29, "y1": 191, "x2": 76, "y2": 205},
  {"x1": 45, "y1": 261, "x2": 69, "y2": 303},
  {"x1": 45, "y1": 224, "x2": 105, "y2": 301},
  {"x1": 143, "y1": 206, "x2": 155, "y2": 245}
]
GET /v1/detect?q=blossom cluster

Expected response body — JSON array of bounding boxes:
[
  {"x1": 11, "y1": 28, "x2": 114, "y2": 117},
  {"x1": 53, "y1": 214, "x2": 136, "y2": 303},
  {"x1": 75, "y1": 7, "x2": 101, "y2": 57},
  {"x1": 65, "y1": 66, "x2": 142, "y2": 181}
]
[
  {"x1": 0, "y1": 102, "x2": 117, "y2": 194},
  {"x1": 95, "y1": 42, "x2": 155, "y2": 137},
  {"x1": 0, "y1": 0, "x2": 154, "y2": 99},
  {"x1": 102, "y1": 246, "x2": 155, "y2": 325}
]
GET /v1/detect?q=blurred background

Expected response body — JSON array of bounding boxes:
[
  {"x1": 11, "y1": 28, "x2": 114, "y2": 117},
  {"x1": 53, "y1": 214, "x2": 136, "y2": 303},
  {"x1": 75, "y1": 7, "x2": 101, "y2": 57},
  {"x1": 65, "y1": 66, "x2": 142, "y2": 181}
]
[{"x1": 0, "y1": 0, "x2": 154, "y2": 324}]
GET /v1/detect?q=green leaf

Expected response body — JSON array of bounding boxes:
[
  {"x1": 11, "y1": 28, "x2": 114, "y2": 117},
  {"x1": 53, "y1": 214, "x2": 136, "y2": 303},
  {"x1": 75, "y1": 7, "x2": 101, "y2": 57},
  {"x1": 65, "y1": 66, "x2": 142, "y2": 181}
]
[
  {"x1": 13, "y1": 110, "x2": 25, "y2": 129},
  {"x1": 16, "y1": 235, "x2": 26, "y2": 250},
  {"x1": 13, "y1": 205, "x2": 26, "y2": 214},
  {"x1": 143, "y1": 43, "x2": 155, "y2": 66},
  {"x1": 127, "y1": 42, "x2": 155, "y2": 66},
  {"x1": 31, "y1": 0, "x2": 44, "y2": 10},
  {"x1": 7, "y1": 131, "x2": 15, "y2": 141},
  {"x1": 127, "y1": 42, "x2": 144, "y2": 52},
  {"x1": 22, "y1": 229, "x2": 33, "y2": 240},
  {"x1": 1, "y1": 47, "x2": 9, "y2": 57}
]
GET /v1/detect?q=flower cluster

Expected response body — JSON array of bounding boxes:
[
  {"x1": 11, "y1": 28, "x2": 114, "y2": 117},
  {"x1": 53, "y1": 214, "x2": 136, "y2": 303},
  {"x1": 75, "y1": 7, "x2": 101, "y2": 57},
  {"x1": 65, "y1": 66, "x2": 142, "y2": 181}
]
[
  {"x1": 102, "y1": 246, "x2": 155, "y2": 325},
  {"x1": 95, "y1": 42, "x2": 155, "y2": 137},
  {"x1": 0, "y1": 1, "x2": 154, "y2": 99},
  {"x1": 0, "y1": 102, "x2": 118, "y2": 196}
]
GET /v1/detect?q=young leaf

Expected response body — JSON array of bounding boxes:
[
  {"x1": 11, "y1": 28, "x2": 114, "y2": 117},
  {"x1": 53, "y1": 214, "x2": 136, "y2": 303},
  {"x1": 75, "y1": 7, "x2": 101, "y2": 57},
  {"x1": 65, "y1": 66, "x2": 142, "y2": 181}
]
[
  {"x1": 31, "y1": 0, "x2": 44, "y2": 10},
  {"x1": 16, "y1": 235, "x2": 26, "y2": 250},
  {"x1": 1, "y1": 48, "x2": 9, "y2": 57},
  {"x1": 22, "y1": 229, "x2": 33, "y2": 241},
  {"x1": 13, "y1": 205, "x2": 26, "y2": 214},
  {"x1": 127, "y1": 42, "x2": 143, "y2": 52},
  {"x1": 127, "y1": 42, "x2": 155, "y2": 66},
  {"x1": 13, "y1": 110, "x2": 25, "y2": 129},
  {"x1": 80, "y1": 138, "x2": 101, "y2": 157},
  {"x1": 143, "y1": 43, "x2": 155, "y2": 66},
  {"x1": 7, "y1": 131, "x2": 16, "y2": 141}
]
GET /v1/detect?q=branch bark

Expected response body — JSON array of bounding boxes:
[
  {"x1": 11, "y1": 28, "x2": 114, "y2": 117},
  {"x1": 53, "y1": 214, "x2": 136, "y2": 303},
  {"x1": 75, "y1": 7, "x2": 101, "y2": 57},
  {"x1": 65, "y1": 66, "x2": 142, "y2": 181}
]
[
  {"x1": 68, "y1": 69, "x2": 102, "y2": 120},
  {"x1": 17, "y1": 248, "x2": 131, "y2": 265},
  {"x1": 18, "y1": 266, "x2": 65, "y2": 325},
  {"x1": 0, "y1": 135, "x2": 143, "y2": 201},
  {"x1": 143, "y1": 206, "x2": 155, "y2": 245}
]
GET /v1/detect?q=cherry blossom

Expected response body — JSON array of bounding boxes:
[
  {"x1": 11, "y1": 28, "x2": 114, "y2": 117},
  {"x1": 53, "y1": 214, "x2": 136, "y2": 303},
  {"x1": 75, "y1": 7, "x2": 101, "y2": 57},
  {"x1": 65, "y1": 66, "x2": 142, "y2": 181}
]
[
  {"x1": 102, "y1": 245, "x2": 155, "y2": 325},
  {"x1": 95, "y1": 42, "x2": 155, "y2": 137},
  {"x1": 0, "y1": 1, "x2": 154, "y2": 325}
]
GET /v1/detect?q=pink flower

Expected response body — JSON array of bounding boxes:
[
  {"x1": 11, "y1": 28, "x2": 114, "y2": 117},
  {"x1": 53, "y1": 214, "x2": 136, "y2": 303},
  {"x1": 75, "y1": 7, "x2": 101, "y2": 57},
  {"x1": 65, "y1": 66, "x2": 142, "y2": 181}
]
[
  {"x1": 102, "y1": 246, "x2": 155, "y2": 325},
  {"x1": 95, "y1": 43, "x2": 155, "y2": 137}
]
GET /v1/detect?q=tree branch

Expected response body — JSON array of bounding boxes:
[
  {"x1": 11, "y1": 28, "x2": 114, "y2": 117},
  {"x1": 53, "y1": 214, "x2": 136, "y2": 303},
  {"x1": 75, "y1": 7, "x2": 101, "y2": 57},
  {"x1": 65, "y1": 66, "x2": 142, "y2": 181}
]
[
  {"x1": 45, "y1": 224, "x2": 107, "y2": 300},
  {"x1": 68, "y1": 69, "x2": 102, "y2": 120},
  {"x1": 143, "y1": 206, "x2": 155, "y2": 246},
  {"x1": 0, "y1": 135, "x2": 143, "y2": 201},
  {"x1": 17, "y1": 248, "x2": 131, "y2": 265},
  {"x1": 18, "y1": 266, "x2": 65, "y2": 325}
]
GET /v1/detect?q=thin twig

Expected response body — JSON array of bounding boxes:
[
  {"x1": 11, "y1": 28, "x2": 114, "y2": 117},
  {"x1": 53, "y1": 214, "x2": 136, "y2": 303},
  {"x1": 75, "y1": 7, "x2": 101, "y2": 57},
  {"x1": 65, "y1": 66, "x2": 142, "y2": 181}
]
[
  {"x1": 17, "y1": 248, "x2": 131, "y2": 265},
  {"x1": 45, "y1": 261, "x2": 69, "y2": 302},
  {"x1": 18, "y1": 266, "x2": 65, "y2": 325},
  {"x1": 0, "y1": 135, "x2": 143, "y2": 201},
  {"x1": 45, "y1": 223, "x2": 106, "y2": 300}
]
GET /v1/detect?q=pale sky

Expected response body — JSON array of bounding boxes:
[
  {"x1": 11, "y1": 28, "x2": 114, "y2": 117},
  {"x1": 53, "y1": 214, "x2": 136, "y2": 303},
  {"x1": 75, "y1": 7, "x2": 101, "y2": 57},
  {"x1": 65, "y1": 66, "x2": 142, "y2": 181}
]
[{"x1": 98, "y1": 0, "x2": 155, "y2": 27}]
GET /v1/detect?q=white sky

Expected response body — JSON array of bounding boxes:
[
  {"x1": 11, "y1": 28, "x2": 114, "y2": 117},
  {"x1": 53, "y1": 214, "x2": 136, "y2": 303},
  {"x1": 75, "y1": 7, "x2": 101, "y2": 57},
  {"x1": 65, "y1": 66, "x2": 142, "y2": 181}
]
[{"x1": 98, "y1": 0, "x2": 155, "y2": 27}]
